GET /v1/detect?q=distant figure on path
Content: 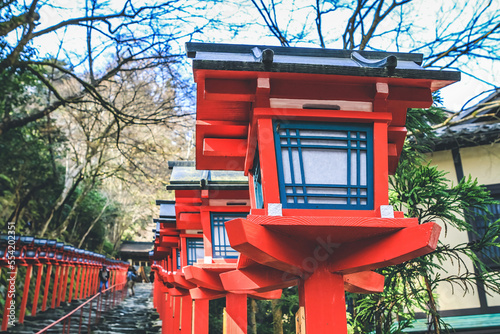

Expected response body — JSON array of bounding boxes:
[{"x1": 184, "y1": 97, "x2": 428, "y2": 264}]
[
  {"x1": 98, "y1": 265, "x2": 110, "y2": 292},
  {"x1": 149, "y1": 270, "x2": 154, "y2": 283},
  {"x1": 127, "y1": 266, "x2": 137, "y2": 296}
]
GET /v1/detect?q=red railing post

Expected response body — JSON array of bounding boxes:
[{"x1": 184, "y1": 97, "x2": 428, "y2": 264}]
[
  {"x1": 51, "y1": 265, "x2": 60, "y2": 308},
  {"x1": 1, "y1": 269, "x2": 17, "y2": 332},
  {"x1": 56, "y1": 264, "x2": 66, "y2": 307},
  {"x1": 41, "y1": 264, "x2": 52, "y2": 311},
  {"x1": 90, "y1": 267, "x2": 95, "y2": 294},
  {"x1": 89, "y1": 266, "x2": 95, "y2": 296},
  {"x1": 81, "y1": 266, "x2": 89, "y2": 299},
  {"x1": 19, "y1": 264, "x2": 33, "y2": 323},
  {"x1": 31, "y1": 264, "x2": 44, "y2": 316},
  {"x1": 68, "y1": 265, "x2": 76, "y2": 303},
  {"x1": 92, "y1": 266, "x2": 98, "y2": 294},
  {"x1": 76, "y1": 265, "x2": 82, "y2": 299},
  {"x1": 61, "y1": 264, "x2": 70, "y2": 303}
]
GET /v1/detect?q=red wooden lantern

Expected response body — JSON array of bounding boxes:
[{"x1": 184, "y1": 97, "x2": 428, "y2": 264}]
[
  {"x1": 187, "y1": 42, "x2": 460, "y2": 333},
  {"x1": 161, "y1": 161, "x2": 282, "y2": 333}
]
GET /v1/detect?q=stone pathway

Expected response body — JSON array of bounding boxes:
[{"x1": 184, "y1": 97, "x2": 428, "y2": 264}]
[
  {"x1": 91, "y1": 283, "x2": 161, "y2": 334},
  {"x1": 7, "y1": 283, "x2": 161, "y2": 334}
]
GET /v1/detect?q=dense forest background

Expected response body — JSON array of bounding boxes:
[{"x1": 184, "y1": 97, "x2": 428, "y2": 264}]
[{"x1": 1, "y1": 1, "x2": 499, "y2": 332}]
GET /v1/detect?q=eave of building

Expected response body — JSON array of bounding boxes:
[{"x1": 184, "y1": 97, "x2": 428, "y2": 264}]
[{"x1": 431, "y1": 122, "x2": 500, "y2": 151}]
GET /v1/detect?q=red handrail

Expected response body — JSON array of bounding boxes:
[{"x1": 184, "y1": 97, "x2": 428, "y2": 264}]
[{"x1": 35, "y1": 282, "x2": 127, "y2": 334}]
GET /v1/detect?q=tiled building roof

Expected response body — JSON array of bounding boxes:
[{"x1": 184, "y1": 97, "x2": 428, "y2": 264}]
[{"x1": 431, "y1": 89, "x2": 500, "y2": 151}]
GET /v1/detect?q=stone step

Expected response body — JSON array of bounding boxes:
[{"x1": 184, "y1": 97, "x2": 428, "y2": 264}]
[{"x1": 7, "y1": 284, "x2": 160, "y2": 334}]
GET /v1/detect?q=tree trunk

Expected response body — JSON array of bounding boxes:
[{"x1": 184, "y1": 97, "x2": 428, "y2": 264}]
[
  {"x1": 7, "y1": 179, "x2": 51, "y2": 226},
  {"x1": 78, "y1": 199, "x2": 109, "y2": 248},
  {"x1": 424, "y1": 274, "x2": 440, "y2": 334},
  {"x1": 271, "y1": 299, "x2": 283, "y2": 334},
  {"x1": 249, "y1": 299, "x2": 257, "y2": 334},
  {"x1": 51, "y1": 183, "x2": 92, "y2": 238},
  {"x1": 39, "y1": 172, "x2": 83, "y2": 237}
]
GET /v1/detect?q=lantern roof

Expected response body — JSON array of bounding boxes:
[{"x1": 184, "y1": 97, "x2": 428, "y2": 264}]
[
  {"x1": 187, "y1": 42, "x2": 460, "y2": 89},
  {"x1": 187, "y1": 42, "x2": 461, "y2": 172},
  {"x1": 167, "y1": 161, "x2": 248, "y2": 190},
  {"x1": 156, "y1": 200, "x2": 176, "y2": 219}
]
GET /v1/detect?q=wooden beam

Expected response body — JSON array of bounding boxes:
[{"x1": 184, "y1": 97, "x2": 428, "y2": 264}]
[
  {"x1": 172, "y1": 272, "x2": 197, "y2": 290},
  {"x1": 343, "y1": 271, "x2": 385, "y2": 294},
  {"x1": 249, "y1": 290, "x2": 283, "y2": 300},
  {"x1": 203, "y1": 138, "x2": 247, "y2": 157},
  {"x1": 160, "y1": 236, "x2": 179, "y2": 247},
  {"x1": 330, "y1": 222, "x2": 441, "y2": 274},
  {"x1": 184, "y1": 266, "x2": 225, "y2": 291},
  {"x1": 177, "y1": 213, "x2": 202, "y2": 230},
  {"x1": 205, "y1": 78, "x2": 256, "y2": 102},
  {"x1": 220, "y1": 266, "x2": 299, "y2": 293},
  {"x1": 168, "y1": 287, "x2": 189, "y2": 296},
  {"x1": 237, "y1": 254, "x2": 258, "y2": 269},
  {"x1": 190, "y1": 287, "x2": 226, "y2": 300},
  {"x1": 225, "y1": 218, "x2": 313, "y2": 275}
]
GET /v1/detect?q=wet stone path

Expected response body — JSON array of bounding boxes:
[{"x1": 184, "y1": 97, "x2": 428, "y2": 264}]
[
  {"x1": 8, "y1": 284, "x2": 161, "y2": 334},
  {"x1": 91, "y1": 284, "x2": 161, "y2": 334}
]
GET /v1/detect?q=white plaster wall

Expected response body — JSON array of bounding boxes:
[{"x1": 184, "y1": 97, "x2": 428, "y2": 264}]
[
  {"x1": 460, "y1": 143, "x2": 500, "y2": 186},
  {"x1": 426, "y1": 150, "x2": 480, "y2": 310},
  {"x1": 426, "y1": 144, "x2": 500, "y2": 310},
  {"x1": 461, "y1": 143, "x2": 500, "y2": 307}
]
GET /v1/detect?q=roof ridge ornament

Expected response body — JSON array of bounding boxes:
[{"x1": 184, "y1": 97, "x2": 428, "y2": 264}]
[
  {"x1": 351, "y1": 51, "x2": 397, "y2": 74},
  {"x1": 252, "y1": 47, "x2": 274, "y2": 67}
]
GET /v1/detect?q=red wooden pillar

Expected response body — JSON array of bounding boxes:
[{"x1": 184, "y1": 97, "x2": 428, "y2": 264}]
[
  {"x1": 61, "y1": 264, "x2": 71, "y2": 302},
  {"x1": 82, "y1": 265, "x2": 89, "y2": 298},
  {"x1": 162, "y1": 292, "x2": 170, "y2": 334},
  {"x1": 74, "y1": 265, "x2": 82, "y2": 300},
  {"x1": 41, "y1": 264, "x2": 52, "y2": 311},
  {"x1": 51, "y1": 265, "x2": 60, "y2": 308},
  {"x1": 180, "y1": 295, "x2": 192, "y2": 333},
  {"x1": 86, "y1": 266, "x2": 92, "y2": 296},
  {"x1": 1, "y1": 270, "x2": 17, "y2": 332},
  {"x1": 18, "y1": 264, "x2": 33, "y2": 323},
  {"x1": 171, "y1": 296, "x2": 178, "y2": 333},
  {"x1": 56, "y1": 264, "x2": 66, "y2": 306},
  {"x1": 67, "y1": 265, "x2": 76, "y2": 302},
  {"x1": 225, "y1": 293, "x2": 247, "y2": 334},
  {"x1": 31, "y1": 264, "x2": 44, "y2": 316},
  {"x1": 300, "y1": 266, "x2": 347, "y2": 334},
  {"x1": 89, "y1": 266, "x2": 95, "y2": 295},
  {"x1": 193, "y1": 299, "x2": 209, "y2": 334},
  {"x1": 79, "y1": 266, "x2": 85, "y2": 299},
  {"x1": 93, "y1": 267, "x2": 99, "y2": 293},
  {"x1": 110, "y1": 268, "x2": 115, "y2": 289},
  {"x1": 89, "y1": 267, "x2": 95, "y2": 294}
]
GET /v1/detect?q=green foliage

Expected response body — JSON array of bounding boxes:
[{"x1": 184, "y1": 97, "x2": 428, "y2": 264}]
[
  {"x1": 209, "y1": 298, "x2": 225, "y2": 333},
  {"x1": 350, "y1": 105, "x2": 500, "y2": 333}
]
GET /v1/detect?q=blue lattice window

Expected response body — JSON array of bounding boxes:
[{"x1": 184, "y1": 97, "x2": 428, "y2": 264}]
[
  {"x1": 186, "y1": 238, "x2": 204, "y2": 266},
  {"x1": 211, "y1": 212, "x2": 248, "y2": 259},
  {"x1": 470, "y1": 192, "x2": 500, "y2": 268},
  {"x1": 274, "y1": 121, "x2": 373, "y2": 210},
  {"x1": 176, "y1": 249, "x2": 180, "y2": 269}
]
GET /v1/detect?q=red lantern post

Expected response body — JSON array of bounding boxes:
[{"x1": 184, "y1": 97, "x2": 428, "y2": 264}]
[{"x1": 187, "y1": 42, "x2": 460, "y2": 333}]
